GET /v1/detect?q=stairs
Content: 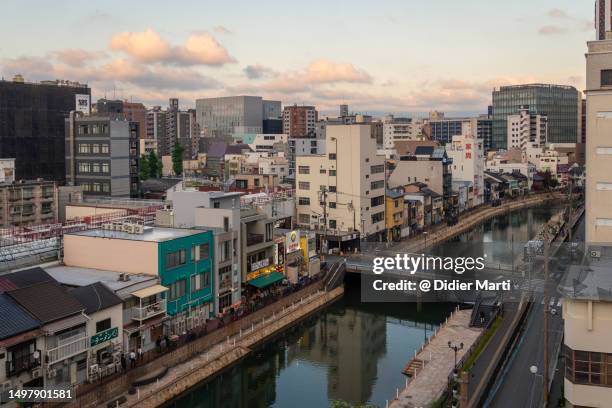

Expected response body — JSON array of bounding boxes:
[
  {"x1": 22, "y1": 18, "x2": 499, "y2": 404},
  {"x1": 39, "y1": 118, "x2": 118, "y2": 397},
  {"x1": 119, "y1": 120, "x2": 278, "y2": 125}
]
[
  {"x1": 403, "y1": 358, "x2": 426, "y2": 377},
  {"x1": 470, "y1": 293, "x2": 499, "y2": 328}
]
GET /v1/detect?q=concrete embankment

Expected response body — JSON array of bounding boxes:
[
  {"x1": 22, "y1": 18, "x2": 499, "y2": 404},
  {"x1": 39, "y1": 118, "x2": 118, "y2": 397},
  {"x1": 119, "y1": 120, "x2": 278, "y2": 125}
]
[{"x1": 124, "y1": 286, "x2": 344, "y2": 408}]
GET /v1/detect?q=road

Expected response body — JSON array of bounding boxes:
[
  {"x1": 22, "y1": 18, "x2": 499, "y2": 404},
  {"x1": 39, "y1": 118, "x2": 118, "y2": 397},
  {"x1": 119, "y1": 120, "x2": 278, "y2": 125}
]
[{"x1": 485, "y1": 216, "x2": 584, "y2": 408}]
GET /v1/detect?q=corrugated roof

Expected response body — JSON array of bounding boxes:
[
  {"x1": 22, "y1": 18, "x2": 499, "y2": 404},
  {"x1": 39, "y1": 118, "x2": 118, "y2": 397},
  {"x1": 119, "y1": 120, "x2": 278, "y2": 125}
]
[
  {"x1": 69, "y1": 282, "x2": 123, "y2": 314},
  {"x1": 414, "y1": 146, "x2": 434, "y2": 156},
  {"x1": 0, "y1": 267, "x2": 55, "y2": 293},
  {"x1": 0, "y1": 294, "x2": 40, "y2": 340},
  {"x1": 8, "y1": 282, "x2": 84, "y2": 324},
  {"x1": 132, "y1": 284, "x2": 168, "y2": 298}
]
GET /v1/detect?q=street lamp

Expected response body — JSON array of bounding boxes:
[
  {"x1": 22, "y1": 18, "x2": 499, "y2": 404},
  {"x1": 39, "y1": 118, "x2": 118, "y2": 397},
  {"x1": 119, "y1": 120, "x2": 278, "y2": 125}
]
[
  {"x1": 448, "y1": 341, "x2": 464, "y2": 368},
  {"x1": 528, "y1": 365, "x2": 544, "y2": 408}
]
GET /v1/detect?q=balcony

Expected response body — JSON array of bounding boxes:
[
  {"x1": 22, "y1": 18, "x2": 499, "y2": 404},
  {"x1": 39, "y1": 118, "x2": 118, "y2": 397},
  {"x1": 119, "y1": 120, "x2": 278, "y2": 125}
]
[
  {"x1": 246, "y1": 233, "x2": 264, "y2": 246},
  {"x1": 132, "y1": 299, "x2": 166, "y2": 321},
  {"x1": 219, "y1": 278, "x2": 233, "y2": 293},
  {"x1": 6, "y1": 351, "x2": 41, "y2": 377},
  {"x1": 47, "y1": 335, "x2": 88, "y2": 365}
]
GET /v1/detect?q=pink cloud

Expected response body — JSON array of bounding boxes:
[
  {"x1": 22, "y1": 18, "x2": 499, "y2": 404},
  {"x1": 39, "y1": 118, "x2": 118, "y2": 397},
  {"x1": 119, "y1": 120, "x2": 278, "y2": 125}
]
[{"x1": 304, "y1": 59, "x2": 371, "y2": 84}]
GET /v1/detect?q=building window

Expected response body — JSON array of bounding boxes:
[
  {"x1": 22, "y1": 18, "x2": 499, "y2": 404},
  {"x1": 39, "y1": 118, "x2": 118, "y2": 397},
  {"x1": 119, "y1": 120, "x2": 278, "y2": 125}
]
[
  {"x1": 329, "y1": 186, "x2": 337, "y2": 193},
  {"x1": 298, "y1": 197, "x2": 310, "y2": 205},
  {"x1": 166, "y1": 249, "x2": 186, "y2": 269},
  {"x1": 329, "y1": 153, "x2": 337, "y2": 160},
  {"x1": 602, "y1": 69, "x2": 612, "y2": 86},
  {"x1": 78, "y1": 144, "x2": 90, "y2": 154},
  {"x1": 319, "y1": 169, "x2": 326, "y2": 174},
  {"x1": 101, "y1": 144, "x2": 109, "y2": 154},
  {"x1": 79, "y1": 125, "x2": 89, "y2": 135},
  {"x1": 329, "y1": 219, "x2": 337, "y2": 229},
  {"x1": 298, "y1": 166, "x2": 310, "y2": 174},
  {"x1": 191, "y1": 272, "x2": 210, "y2": 292},
  {"x1": 95, "y1": 318, "x2": 111, "y2": 333},
  {"x1": 92, "y1": 144, "x2": 100, "y2": 154},
  {"x1": 92, "y1": 182, "x2": 101, "y2": 192},
  {"x1": 298, "y1": 213, "x2": 310, "y2": 224},
  {"x1": 92, "y1": 163, "x2": 100, "y2": 173},
  {"x1": 329, "y1": 170, "x2": 337, "y2": 176},
  {"x1": 371, "y1": 212, "x2": 384, "y2": 223},
  {"x1": 371, "y1": 165, "x2": 384, "y2": 174},
  {"x1": 298, "y1": 181, "x2": 310, "y2": 190},
  {"x1": 371, "y1": 180, "x2": 384, "y2": 190},
  {"x1": 102, "y1": 183, "x2": 110, "y2": 193},
  {"x1": 169, "y1": 279, "x2": 186, "y2": 300},
  {"x1": 101, "y1": 163, "x2": 110, "y2": 173},
  {"x1": 371, "y1": 196, "x2": 385, "y2": 207},
  {"x1": 564, "y1": 345, "x2": 612, "y2": 386},
  {"x1": 78, "y1": 162, "x2": 90, "y2": 173},
  {"x1": 329, "y1": 202, "x2": 336, "y2": 208}
]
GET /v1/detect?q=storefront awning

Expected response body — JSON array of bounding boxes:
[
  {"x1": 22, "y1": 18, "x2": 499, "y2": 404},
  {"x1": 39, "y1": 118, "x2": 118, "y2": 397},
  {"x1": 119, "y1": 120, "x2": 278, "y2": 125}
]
[
  {"x1": 248, "y1": 272, "x2": 284, "y2": 288},
  {"x1": 132, "y1": 284, "x2": 168, "y2": 298}
]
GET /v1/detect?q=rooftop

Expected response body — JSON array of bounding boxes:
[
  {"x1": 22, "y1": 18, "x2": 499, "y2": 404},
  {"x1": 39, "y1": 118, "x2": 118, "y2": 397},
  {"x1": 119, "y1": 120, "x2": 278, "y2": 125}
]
[
  {"x1": 7, "y1": 282, "x2": 84, "y2": 324},
  {"x1": 0, "y1": 293, "x2": 40, "y2": 340},
  {"x1": 69, "y1": 282, "x2": 123, "y2": 314},
  {"x1": 66, "y1": 226, "x2": 208, "y2": 242},
  {"x1": 560, "y1": 261, "x2": 612, "y2": 302},
  {"x1": 0, "y1": 267, "x2": 56, "y2": 293}
]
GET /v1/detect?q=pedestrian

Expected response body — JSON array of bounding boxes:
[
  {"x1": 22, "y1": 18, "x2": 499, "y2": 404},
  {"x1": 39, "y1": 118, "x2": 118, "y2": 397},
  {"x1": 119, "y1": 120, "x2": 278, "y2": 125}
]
[
  {"x1": 156, "y1": 337, "x2": 161, "y2": 353},
  {"x1": 120, "y1": 353, "x2": 126, "y2": 371},
  {"x1": 137, "y1": 346, "x2": 143, "y2": 362},
  {"x1": 129, "y1": 350, "x2": 136, "y2": 368}
]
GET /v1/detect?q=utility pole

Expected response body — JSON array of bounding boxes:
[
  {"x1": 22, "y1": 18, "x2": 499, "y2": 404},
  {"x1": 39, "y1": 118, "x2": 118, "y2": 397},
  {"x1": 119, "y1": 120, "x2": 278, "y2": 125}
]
[
  {"x1": 319, "y1": 186, "x2": 328, "y2": 256},
  {"x1": 543, "y1": 239, "x2": 549, "y2": 405}
]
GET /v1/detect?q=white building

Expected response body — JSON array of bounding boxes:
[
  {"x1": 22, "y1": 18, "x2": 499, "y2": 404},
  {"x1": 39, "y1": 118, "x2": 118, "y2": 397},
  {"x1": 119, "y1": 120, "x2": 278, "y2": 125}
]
[
  {"x1": 382, "y1": 115, "x2": 424, "y2": 149},
  {"x1": 258, "y1": 156, "x2": 289, "y2": 181},
  {"x1": 295, "y1": 124, "x2": 386, "y2": 247},
  {"x1": 447, "y1": 132, "x2": 484, "y2": 206},
  {"x1": 506, "y1": 107, "x2": 548, "y2": 151},
  {"x1": 486, "y1": 156, "x2": 536, "y2": 190},
  {"x1": 0, "y1": 159, "x2": 15, "y2": 183}
]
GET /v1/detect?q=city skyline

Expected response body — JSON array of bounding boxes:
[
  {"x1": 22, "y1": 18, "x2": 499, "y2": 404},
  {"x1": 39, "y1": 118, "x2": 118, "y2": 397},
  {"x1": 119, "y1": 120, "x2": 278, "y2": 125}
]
[{"x1": 0, "y1": 0, "x2": 592, "y2": 113}]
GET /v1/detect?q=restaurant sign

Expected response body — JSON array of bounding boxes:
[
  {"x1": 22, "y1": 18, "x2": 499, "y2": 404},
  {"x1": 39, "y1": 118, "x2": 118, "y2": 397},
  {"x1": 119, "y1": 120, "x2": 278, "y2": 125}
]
[{"x1": 90, "y1": 327, "x2": 119, "y2": 347}]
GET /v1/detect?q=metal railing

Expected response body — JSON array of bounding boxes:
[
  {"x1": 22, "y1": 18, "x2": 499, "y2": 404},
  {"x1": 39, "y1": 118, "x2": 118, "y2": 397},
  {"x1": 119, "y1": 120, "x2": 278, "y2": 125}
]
[
  {"x1": 47, "y1": 336, "x2": 88, "y2": 365},
  {"x1": 132, "y1": 299, "x2": 167, "y2": 321}
]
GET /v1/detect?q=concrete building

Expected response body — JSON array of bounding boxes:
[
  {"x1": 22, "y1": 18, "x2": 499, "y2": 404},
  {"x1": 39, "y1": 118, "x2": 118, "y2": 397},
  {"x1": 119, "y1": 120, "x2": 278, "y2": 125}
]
[
  {"x1": 0, "y1": 77, "x2": 91, "y2": 182},
  {"x1": 382, "y1": 116, "x2": 424, "y2": 149},
  {"x1": 262, "y1": 100, "x2": 282, "y2": 120},
  {"x1": 295, "y1": 124, "x2": 386, "y2": 248},
  {"x1": 385, "y1": 188, "x2": 405, "y2": 241},
  {"x1": 146, "y1": 106, "x2": 166, "y2": 154},
  {"x1": 233, "y1": 133, "x2": 288, "y2": 152},
  {"x1": 340, "y1": 104, "x2": 349, "y2": 117},
  {"x1": 596, "y1": 0, "x2": 612, "y2": 40},
  {"x1": 485, "y1": 153, "x2": 536, "y2": 190},
  {"x1": 94, "y1": 98, "x2": 147, "y2": 141},
  {"x1": 492, "y1": 84, "x2": 580, "y2": 148},
  {"x1": 62, "y1": 226, "x2": 215, "y2": 334},
  {"x1": 585, "y1": 37, "x2": 612, "y2": 246},
  {"x1": 196, "y1": 96, "x2": 264, "y2": 137},
  {"x1": 447, "y1": 131, "x2": 485, "y2": 206},
  {"x1": 288, "y1": 137, "x2": 326, "y2": 180},
  {"x1": 0, "y1": 180, "x2": 58, "y2": 226},
  {"x1": 506, "y1": 107, "x2": 548, "y2": 150},
  {"x1": 283, "y1": 105, "x2": 318, "y2": 137},
  {"x1": 240, "y1": 207, "x2": 278, "y2": 284},
  {"x1": 0, "y1": 159, "x2": 15, "y2": 183},
  {"x1": 65, "y1": 113, "x2": 140, "y2": 198}
]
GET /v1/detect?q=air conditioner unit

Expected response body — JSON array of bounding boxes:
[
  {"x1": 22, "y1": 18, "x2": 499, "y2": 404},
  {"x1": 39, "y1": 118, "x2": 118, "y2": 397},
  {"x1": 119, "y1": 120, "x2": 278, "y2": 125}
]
[
  {"x1": 591, "y1": 250, "x2": 601, "y2": 259},
  {"x1": 89, "y1": 364, "x2": 98, "y2": 376},
  {"x1": 47, "y1": 368, "x2": 57, "y2": 378},
  {"x1": 133, "y1": 224, "x2": 144, "y2": 234},
  {"x1": 31, "y1": 368, "x2": 42, "y2": 378}
]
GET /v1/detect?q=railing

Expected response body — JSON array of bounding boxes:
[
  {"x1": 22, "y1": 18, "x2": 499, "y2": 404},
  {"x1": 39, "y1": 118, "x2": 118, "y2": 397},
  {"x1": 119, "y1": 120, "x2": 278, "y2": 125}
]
[
  {"x1": 219, "y1": 279, "x2": 233, "y2": 292},
  {"x1": 246, "y1": 233, "x2": 264, "y2": 246},
  {"x1": 6, "y1": 351, "x2": 41, "y2": 377},
  {"x1": 47, "y1": 336, "x2": 88, "y2": 365},
  {"x1": 132, "y1": 299, "x2": 167, "y2": 321}
]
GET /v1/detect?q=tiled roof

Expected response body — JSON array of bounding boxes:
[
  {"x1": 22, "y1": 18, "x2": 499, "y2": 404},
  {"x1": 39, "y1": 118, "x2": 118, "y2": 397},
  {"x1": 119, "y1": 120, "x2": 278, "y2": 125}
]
[
  {"x1": 0, "y1": 293, "x2": 40, "y2": 340},
  {"x1": 0, "y1": 267, "x2": 56, "y2": 293},
  {"x1": 69, "y1": 283, "x2": 122, "y2": 315},
  {"x1": 7, "y1": 282, "x2": 84, "y2": 324}
]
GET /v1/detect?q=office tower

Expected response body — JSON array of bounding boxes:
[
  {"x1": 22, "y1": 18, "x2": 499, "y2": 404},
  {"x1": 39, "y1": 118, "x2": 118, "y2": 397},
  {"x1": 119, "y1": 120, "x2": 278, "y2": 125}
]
[
  {"x1": 65, "y1": 113, "x2": 140, "y2": 197},
  {"x1": 283, "y1": 105, "x2": 318, "y2": 137},
  {"x1": 146, "y1": 106, "x2": 166, "y2": 154},
  {"x1": 94, "y1": 98, "x2": 146, "y2": 140},
  {"x1": 195, "y1": 96, "x2": 264, "y2": 137},
  {"x1": 262, "y1": 100, "x2": 282, "y2": 120},
  {"x1": 0, "y1": 77, "x2": 91, "y2": 181},
  {"x1": 492, "y1": 84, "x2": 580, "y2": 148},
  {"x1": 506, "y1": 107, "x2": 548, "y2": 150},
  {"x1": 340, "y1": 104, "x2": 349, "y2": 117}
]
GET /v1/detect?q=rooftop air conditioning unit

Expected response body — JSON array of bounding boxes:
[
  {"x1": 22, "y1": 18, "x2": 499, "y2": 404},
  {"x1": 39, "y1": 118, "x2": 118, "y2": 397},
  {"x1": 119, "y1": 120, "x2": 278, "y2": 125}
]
[
  {"x1": 591, "y1": 250, "x2": 601, "y2": 259},
  {"x1": 133, "y1": 224, "x2": 144, "y2": 234}
]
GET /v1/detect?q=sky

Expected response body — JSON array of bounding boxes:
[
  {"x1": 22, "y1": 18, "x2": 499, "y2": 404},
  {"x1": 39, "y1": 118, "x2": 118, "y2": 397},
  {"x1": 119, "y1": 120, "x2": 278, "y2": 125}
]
[{"x1": 0, "y1": 0, "x2": 594, "y2": 115}]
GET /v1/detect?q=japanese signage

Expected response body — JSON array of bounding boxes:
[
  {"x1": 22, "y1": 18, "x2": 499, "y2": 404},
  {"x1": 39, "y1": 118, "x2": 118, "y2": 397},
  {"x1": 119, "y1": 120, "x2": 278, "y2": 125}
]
[
  {"x1": 90, "y1": 327, "x2": 118, "y2": 347},
  {"x1": 75, "y1": 94, "x2": 91, "y2": 115},
  {"x1": 251, "y1": 258, "x2": 270, "y2": 271},
  {"x1": 286, "y1": 230, "x2": 300, "y2": 253}
]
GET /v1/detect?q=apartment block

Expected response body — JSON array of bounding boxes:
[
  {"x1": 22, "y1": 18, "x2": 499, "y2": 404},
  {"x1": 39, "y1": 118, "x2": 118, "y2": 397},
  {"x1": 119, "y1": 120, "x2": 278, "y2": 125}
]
[
  {"x1": 65, "y1": 113, "x2": 140, "y2": 198},
  {"x1": 0, "y1": 180, "x2": 58, "y2": 226},
  {"x1": 447, "y1": 131, "x2": 485, "y2": 206},
  {"x1": 295, "y1": 124, "x2": 386, "y2": 249},
  {"x1": 283, "y1": 105, "x2": 318, "y2": 137},
  {"x1": 506, "y1": 107, "x2": 548, "y2": 150}
]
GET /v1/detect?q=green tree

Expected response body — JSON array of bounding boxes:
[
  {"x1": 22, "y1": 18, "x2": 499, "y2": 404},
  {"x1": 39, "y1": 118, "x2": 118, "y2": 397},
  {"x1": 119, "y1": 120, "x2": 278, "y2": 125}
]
[
  {"x1": 139, "y1": 154, "x2": 150, "y2": 181},
  {"x1": 172, "y1": 142, "x2": 184, "y2": 176},
  {"x1": 148, "y1": 150, "x2": 159, "y2": 179},
  {"x1": 156, "y1": 155, "x2": 163, "y2": 178}
]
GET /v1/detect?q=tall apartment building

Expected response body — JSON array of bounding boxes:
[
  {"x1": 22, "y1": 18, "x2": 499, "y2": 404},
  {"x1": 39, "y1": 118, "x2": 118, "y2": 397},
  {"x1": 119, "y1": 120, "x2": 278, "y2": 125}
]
[
  {"x1": 0, "y1": 180, "x2": 58, "y2": 226},
  {"x1": 596, "y1": 0, "x2": 611, "y2": 40},
  {"x1": 382, "y1": 115, "x2": 425, "y2": 149},
  {"x1": 195, "y1": 96, "x2": 264, "y2": 137},
  {"x1": 283, "y1": 105, "x2": 318, "y2": 137},
  {"x1": 506, "y1": 107, "x2": 548, "y2": 150},
  {"x1": 146, "y1": 106, "x2": 166, "y2": 153},
  {"x1": 65, "y1": 113, "x2": 140, "y2": 197},
  {"x1": 446, "y1": 130, "x2": 485, "y2": 206},
  {"x1": 95, "y1": 98, "x2": 146, "y2": 140},
  {"x1": 164, "y1": 99, "x2": 198, "y2": 158},
  {"x1": 492, "y1": 84, "x2": 580, "y2": 148},
  {"x1": 295, "y1": 124, "x2": 386, "y2": 249},
  {"x1": 0, "y1": 77, "x2": 91, "y2": 181},
  {"x1": 340, "y1": 104, "x2": 349, "y2": 117}
]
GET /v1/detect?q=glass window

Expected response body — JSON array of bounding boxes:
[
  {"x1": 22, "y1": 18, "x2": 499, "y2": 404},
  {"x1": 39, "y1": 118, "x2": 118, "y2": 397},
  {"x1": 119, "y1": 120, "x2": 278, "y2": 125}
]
[
  {"x1": 95, "y1": 318, "x2": 111, "y2": 333},
  {"x1": 166, "y1": 250, "x2": 186, "y2": 269},
  {"x1": 602, "y1": 69, "x2": 612, "y2": 86},
  {"x1": 169, "y1": 279, "x2": 186, "y2": 300}
]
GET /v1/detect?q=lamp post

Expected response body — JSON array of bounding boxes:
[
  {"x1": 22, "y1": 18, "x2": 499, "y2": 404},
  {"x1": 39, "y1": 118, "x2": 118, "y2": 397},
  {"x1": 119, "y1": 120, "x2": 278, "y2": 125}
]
[
  {"x1": 528, "y1": 365, "x2": 544, "y2": 408},
  {"x1": 448, "y1": 341, "x2": 464, "y2": 368}
]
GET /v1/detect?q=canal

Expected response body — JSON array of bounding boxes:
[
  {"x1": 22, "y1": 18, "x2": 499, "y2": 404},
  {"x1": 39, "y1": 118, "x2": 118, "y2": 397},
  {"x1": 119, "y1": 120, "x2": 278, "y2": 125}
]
[{"x1": 164, "y1": 206, "x2": 557, "y2": 408}]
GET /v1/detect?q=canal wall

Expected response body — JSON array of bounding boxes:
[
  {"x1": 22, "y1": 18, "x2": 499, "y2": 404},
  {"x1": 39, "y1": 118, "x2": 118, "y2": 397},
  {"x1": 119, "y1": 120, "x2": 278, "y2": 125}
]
[{"x1": 124, "y1": 286, "x2": 345, "y2": 408}]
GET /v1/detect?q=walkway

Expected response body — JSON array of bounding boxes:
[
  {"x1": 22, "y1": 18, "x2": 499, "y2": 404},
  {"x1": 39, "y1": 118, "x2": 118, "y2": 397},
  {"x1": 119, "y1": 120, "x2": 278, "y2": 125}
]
[{"x1": 389, "y1": 309, "x2": 482, "y2": 408}]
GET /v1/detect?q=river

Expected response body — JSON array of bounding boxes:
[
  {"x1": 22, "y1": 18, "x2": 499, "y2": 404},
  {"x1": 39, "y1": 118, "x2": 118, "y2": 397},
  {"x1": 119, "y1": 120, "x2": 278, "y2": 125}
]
[{"x1": 164, "y1": 205, "x2": 556, "y2": 408}]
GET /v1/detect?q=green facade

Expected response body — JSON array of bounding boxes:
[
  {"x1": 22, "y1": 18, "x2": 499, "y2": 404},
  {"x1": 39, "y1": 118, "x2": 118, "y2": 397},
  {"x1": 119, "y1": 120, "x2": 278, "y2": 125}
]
[{"x1": 157, "y1": 230, "x2": 215, "y2": 317}]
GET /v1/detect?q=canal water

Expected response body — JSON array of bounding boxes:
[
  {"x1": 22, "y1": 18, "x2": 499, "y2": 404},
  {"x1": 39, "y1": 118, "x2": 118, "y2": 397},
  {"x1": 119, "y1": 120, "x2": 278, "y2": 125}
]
[{"x1": 164, "y1": 206, "x2": 557, "y2": 408}]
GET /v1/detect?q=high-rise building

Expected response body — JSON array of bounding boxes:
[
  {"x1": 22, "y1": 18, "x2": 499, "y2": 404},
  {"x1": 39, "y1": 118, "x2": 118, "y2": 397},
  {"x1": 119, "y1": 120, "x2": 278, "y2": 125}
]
[
  {"x1": 65, "y1": 113, "x2": 140, "y2": 197},
  {"x1": 262, "y1": 100, "x2": 282, "y2": 120},
  {"x1": 94, "y1": 98, "x2": 146, "y2": 141},
  {"x1": 492, "y1": 84, "x2": 580, "y2": 148},
  {"x1": 283, "y1": 105, "x2": 318, "y2": 137},
  {"x1": 0, "y1": 77, "x2": 91, "y2": 182},
  {"x1": 506, "y1": 107, "x2": 548, "y2": 150},
  {"x1": 596, "y1": 0, "x2": 611, "y2": 40},
  {"x1": 195, "y1": 96, "x2": 264, "y2": 137},
  {"x1": 340, "y1": 104, "x2": 349, "y2": 117},
  {"x1": 295, "y1": 124, "x2": 386, "y2": 249},
  {"x1": 382, "y1": 115, "x2": 425, "y2": 149}
]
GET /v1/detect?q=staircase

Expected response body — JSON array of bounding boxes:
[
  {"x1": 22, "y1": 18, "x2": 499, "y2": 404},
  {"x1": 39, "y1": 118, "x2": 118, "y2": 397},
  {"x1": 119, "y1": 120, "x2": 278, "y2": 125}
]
[
  {"x1": 403, "y1": 358, "x2": 426, "y2": 377},
  {"x1": 324, "y1": 259, "x2": 346, "y2": 291},
  {"x1": 469, "y1": 293, "x2": 499, "y2": 328}
]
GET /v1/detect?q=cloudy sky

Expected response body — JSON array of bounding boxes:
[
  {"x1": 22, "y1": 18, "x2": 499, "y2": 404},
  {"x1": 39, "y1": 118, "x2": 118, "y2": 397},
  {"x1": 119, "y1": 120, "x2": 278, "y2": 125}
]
[{"x1": 0, "y1": 0, "x2": 593, "y2": 115}]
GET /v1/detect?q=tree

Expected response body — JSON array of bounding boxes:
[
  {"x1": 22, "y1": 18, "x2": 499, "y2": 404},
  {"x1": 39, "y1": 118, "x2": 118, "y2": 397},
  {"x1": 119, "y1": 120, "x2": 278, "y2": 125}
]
[
  {"x1": 139, "y1": 154, "x2": 150, "y2": 181},
  {"x1": 148, "y1": 151, "x2": 159, "y2": 179},
  {"x1": 156, "y1": 155, "x2": 163, "y2": 178},
  {"x1": 172, "y1": 142, "x2": 184, "y2": 176}
]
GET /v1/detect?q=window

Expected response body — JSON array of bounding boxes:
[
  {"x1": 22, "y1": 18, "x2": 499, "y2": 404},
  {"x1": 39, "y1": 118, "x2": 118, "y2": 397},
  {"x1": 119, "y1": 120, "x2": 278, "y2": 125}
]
[
  {"x1": 329, "y1": 186, "x2": 337, "y2": 193},
  {"x1": 564, "y1": 345, "x2": 612, "y2": 386},
  {"x1": 166, "y1": 249, "x2": 186, "y2": 269},
  {"x1": 169, "y1": 279, "x2": 186, "y2": 300},
  {"x1": 79, "y1": 125, "x2": 89, "y2": 135},
  {"x1": 223, "y1": 217, "x2": 229, "y2": 232},
  {"x1": 602, "y1": 69, "x2": 612, "y2": 86},
  {"x1": 96, "y1": 318, "x2": 111, "y2": 333},
  {"x1": 191, "y1": 272, "x2": 210, "y2": 292},
  {"x1": 78, "y1": 144, "x2": 90, "y2": 154},
  {"x1": 371, "y1": 212, "x2": 384, "y2": 223},
  {"x1": 101, "y1": 163, "x2": 110, "y2": 173},
  {"x1": 92, "y1": 144, "x2": 100, "y2": 154},
  {"x1": 265, "y1": 223, "x2": 273, "y2": 241},
  {"x1": 371, "y1": 196, "x2": 385, "y2": 207},
  {"x1": 329, "y1": 219, "x2": 337, "y2": 229},
  {"x1": 371, "y1": 165, "x2": 384, "y2": 174},
  {"x1": 101, "y1": 144, "x2": 109, "y2": 154},
  {"x1": 329, "y1": 202, "x2": 337, "y2": 208},
  {"x1": 329, "y1": 170, "x2": 337, "y2": 176},
  {"x1": 298, "y1": 166, "x2": 310, "y2": 174},
  {"x1": 92, "y1": 162, "x2": 100, "y2": 173},
  {"x1": 92, "y1": 182, "x2": 101, "y2": 192},
  {"x1": 371, "y1": 180, "x2": 384, "y2": 190},
  {"x1": 102, "y1": 183, "x2": 110, "y2": 193},
  {"x1": 298, "y1": 197, "x2": 310, "y2": 205},
  {"x1": 78, "y1": 162, "x2": 90, "y2": 173},
  {"x1": 298, "y1": 181, "x2": 310, "y2": 190},
  {"x1": 319, "y1": 169, "x2": 326, "y2": 174},
  {"x1": 298, "y1": 213, "x2": 310, "y2": 224},
  {"x1": 329, "y1": 153, "x2": 337, "y2": 160},
  {"x1": 219, "y1": 240, "x2": 230, "y2": 262}
]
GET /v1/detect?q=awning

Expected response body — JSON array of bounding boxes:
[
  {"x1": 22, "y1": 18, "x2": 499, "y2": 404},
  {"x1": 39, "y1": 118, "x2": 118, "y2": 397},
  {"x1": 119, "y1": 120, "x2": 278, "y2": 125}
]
[
  {"x1": 248, "y1": 272, "x2": 284, "y2": 288},
  {"x1": 43, "y1": 314, "x2": 88, "y2": 335},
  {"x1": 132, "y1": 284, "x2": 168, "y2": 298}
]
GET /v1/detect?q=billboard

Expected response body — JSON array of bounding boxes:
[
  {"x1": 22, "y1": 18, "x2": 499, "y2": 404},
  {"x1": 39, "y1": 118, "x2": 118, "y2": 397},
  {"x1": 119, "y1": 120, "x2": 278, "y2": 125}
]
[
  {"x1": 75, "y1": 94, "x2": 91, "y2": 115},
  {"x1": 286, "y1": 230, "x2": 300, "y2": 253}
]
